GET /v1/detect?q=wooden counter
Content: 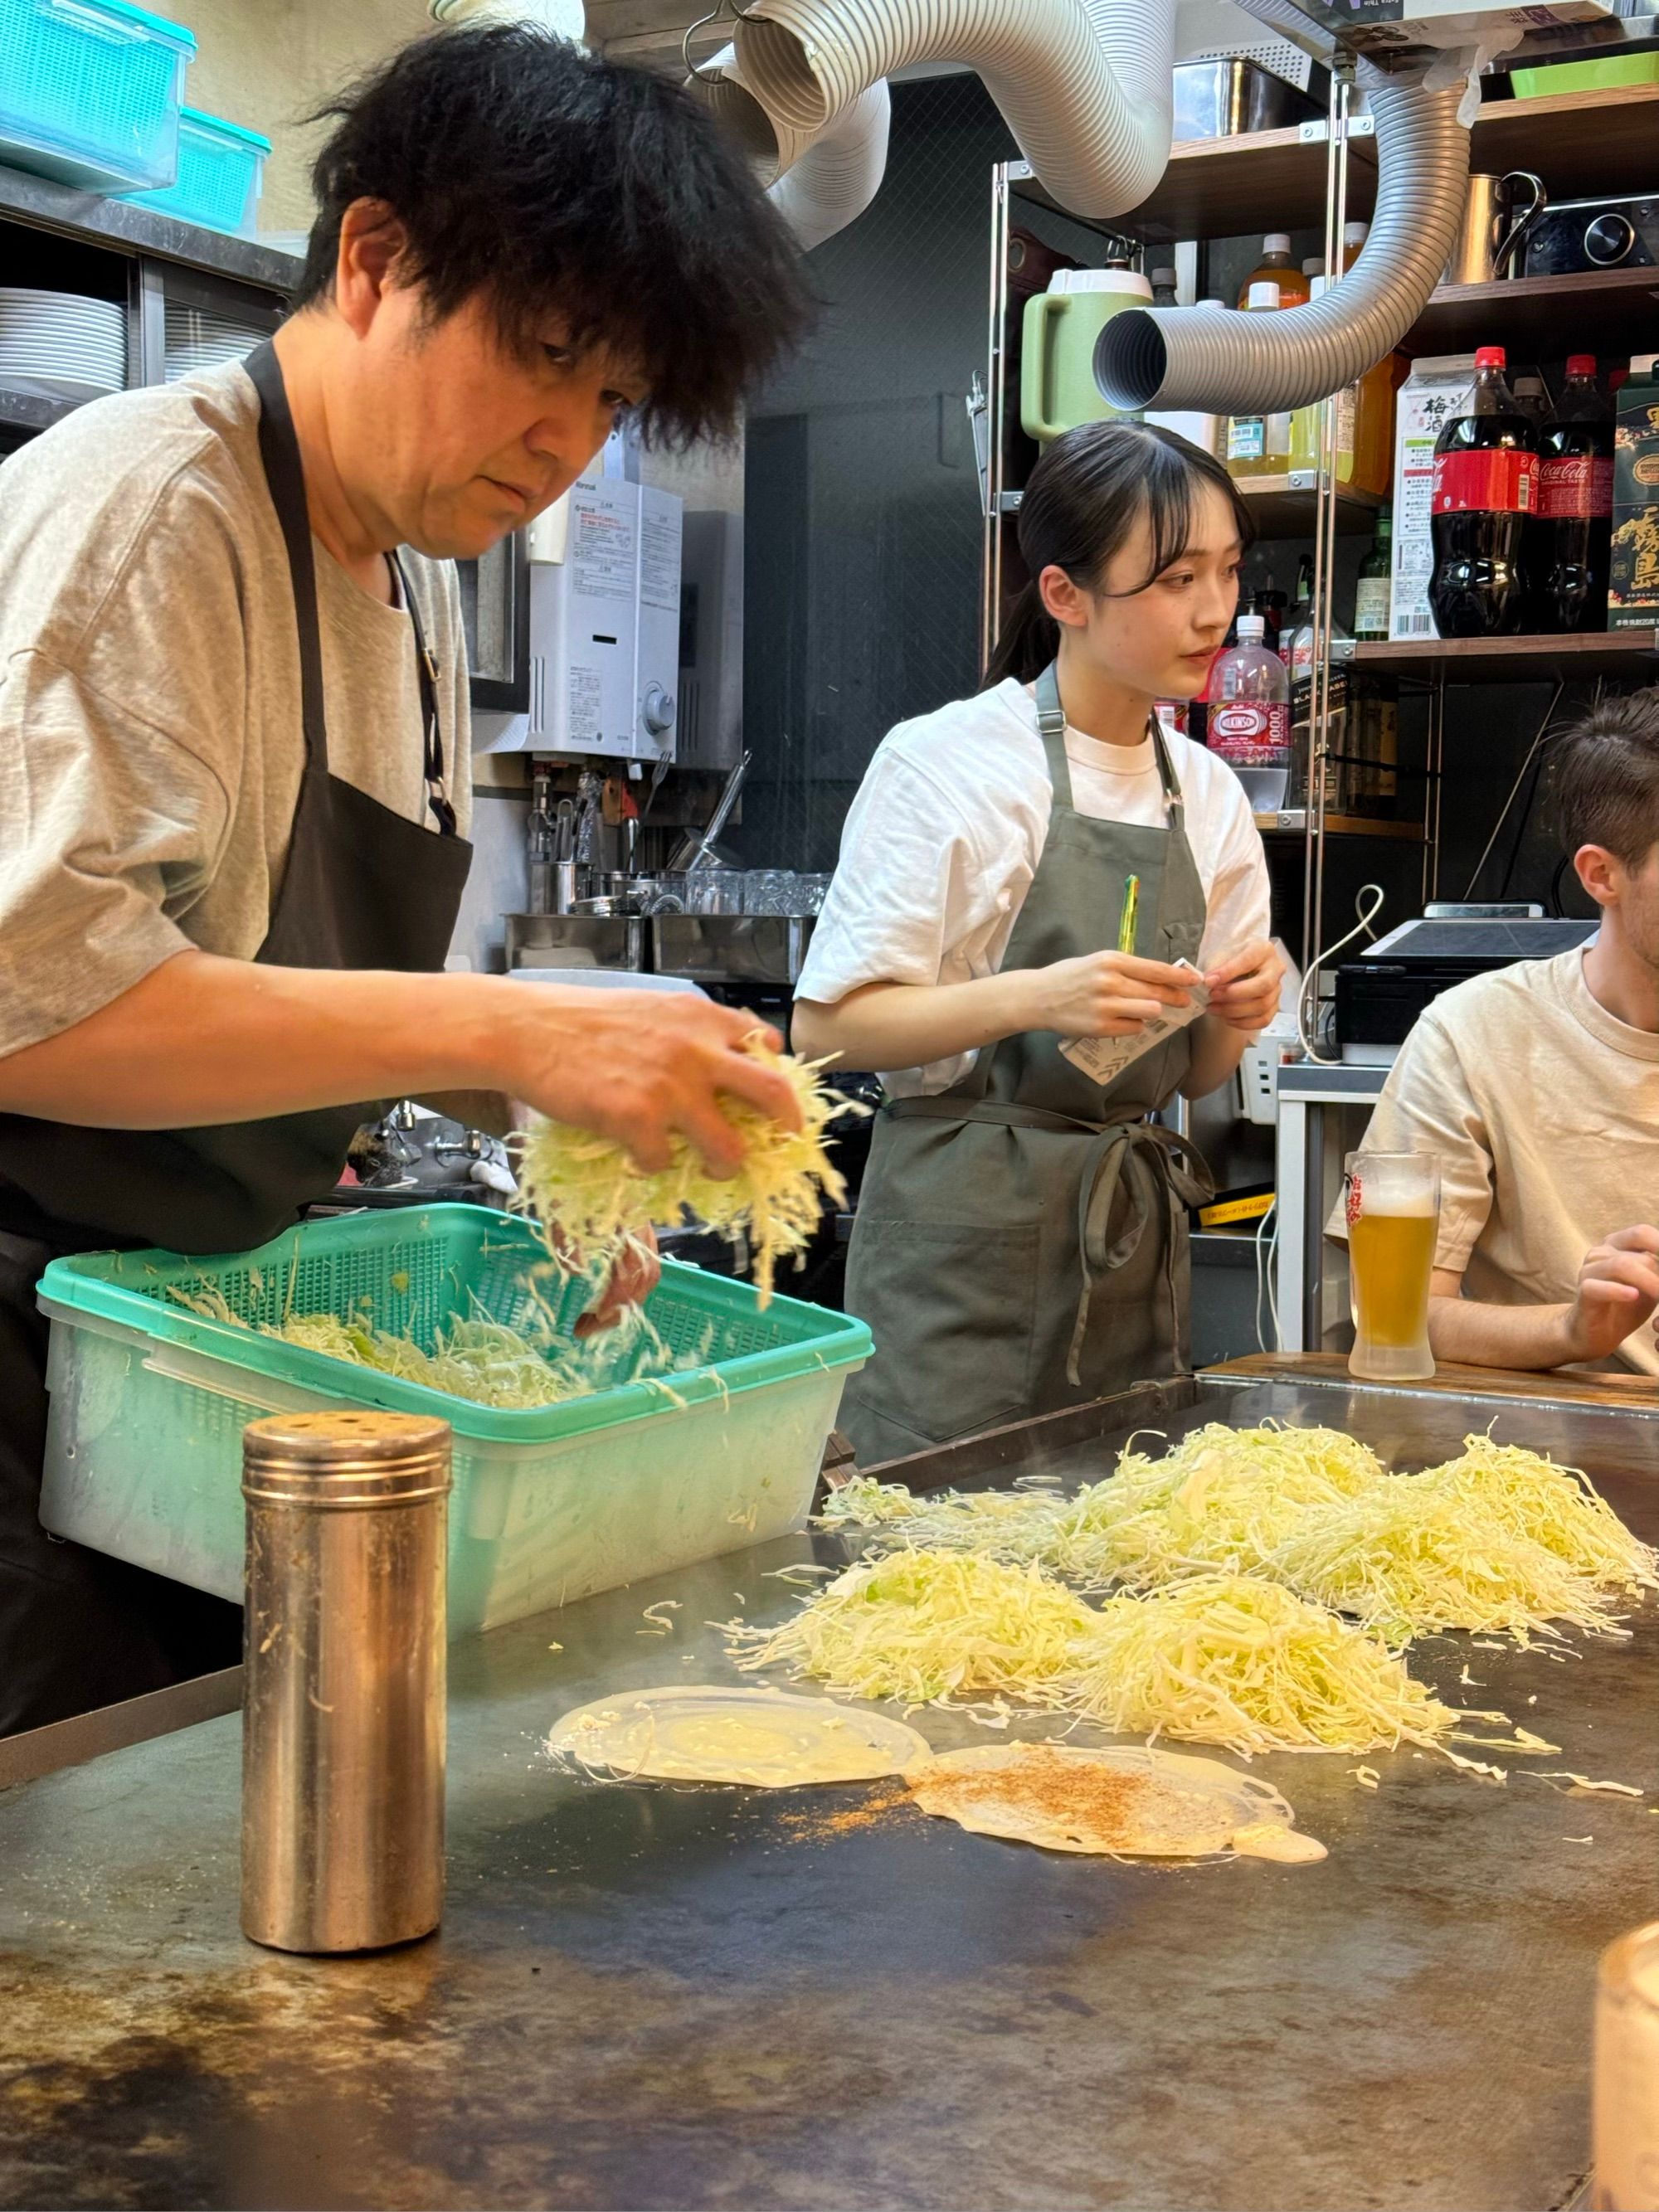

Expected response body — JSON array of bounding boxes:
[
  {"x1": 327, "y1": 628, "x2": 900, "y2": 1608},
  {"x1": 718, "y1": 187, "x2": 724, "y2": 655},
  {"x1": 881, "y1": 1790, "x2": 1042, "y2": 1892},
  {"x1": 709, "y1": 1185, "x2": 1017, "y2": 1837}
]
[{"x1": 1209, "y1": 1349, "x2": 1659, "y2": 1414}]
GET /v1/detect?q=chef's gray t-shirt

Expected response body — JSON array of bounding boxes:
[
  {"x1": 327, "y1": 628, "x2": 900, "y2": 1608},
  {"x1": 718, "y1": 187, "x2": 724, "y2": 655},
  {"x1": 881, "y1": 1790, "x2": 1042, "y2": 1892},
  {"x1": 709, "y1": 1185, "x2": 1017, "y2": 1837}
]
[{"x1": 0, "y1": 357, "x2": 472, "y2": 1058}]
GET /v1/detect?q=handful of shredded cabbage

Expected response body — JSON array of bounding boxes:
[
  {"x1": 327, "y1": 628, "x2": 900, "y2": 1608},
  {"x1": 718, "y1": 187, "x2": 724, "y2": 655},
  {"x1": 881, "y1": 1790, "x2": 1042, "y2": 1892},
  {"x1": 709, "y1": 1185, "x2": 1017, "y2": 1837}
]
[{"x1": 515, "y1": 1043, "x2": 849, "y2": 1305}]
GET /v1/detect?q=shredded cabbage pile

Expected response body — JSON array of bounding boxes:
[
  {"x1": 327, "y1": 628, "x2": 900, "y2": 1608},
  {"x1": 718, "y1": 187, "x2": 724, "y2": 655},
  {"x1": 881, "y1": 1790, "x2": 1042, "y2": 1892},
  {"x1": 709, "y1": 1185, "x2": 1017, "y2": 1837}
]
[
  {"x1": 1419, "y1": 1434, "x2": 1659, "y2": 1597},
  {"x1": 1267, "y1": 1468, "x2": 1652, "y2": 1648},
  {"x1": 515, "y1": 1043, "x2": 849, "y2": 1305},
  {"x1": 766, "y1": 1423, "x2": 1659, "y2": 1764},
  {"x1": 825, "y1": 1422, "x2": 1657, "y2": 1646},
  {"x1": 1052, "y1": 1423, "x2": 1385, "y2": 1587},
  {"x1": 727, "y1": 1548, "x2": 1506, "y2": 1762},
  {"x1": 727, "y1": 1548, "x2": 1096, "y2": 1707},
  {"x1": 819, "y1": 1476, "x2": 1069, "y2": 1566},
  {"x1": 1063, "y1": 1573, "x2": 1471, "y2": 1758},
  {"x1": 167, "y1": 1284, "x2": 699, "y2": 1411},
  {"x1": 824, "y1": 1426, "x2": 1385, "y2": 1586}
]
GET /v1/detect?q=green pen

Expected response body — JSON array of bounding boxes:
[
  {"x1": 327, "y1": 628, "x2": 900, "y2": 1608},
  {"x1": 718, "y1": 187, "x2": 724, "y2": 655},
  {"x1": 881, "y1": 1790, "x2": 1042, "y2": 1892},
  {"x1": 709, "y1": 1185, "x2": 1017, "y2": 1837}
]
[{"x1": 1117, "y1": 874, "x2": 1141, "y2": 956}]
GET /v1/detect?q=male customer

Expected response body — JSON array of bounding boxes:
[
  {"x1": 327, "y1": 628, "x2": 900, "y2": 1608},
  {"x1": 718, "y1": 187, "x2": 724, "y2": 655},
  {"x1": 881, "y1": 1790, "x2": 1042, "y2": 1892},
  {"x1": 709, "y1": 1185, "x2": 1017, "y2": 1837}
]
[{"x1": 1343, "y1": 691, "x2": 1659, "y2": 1377}]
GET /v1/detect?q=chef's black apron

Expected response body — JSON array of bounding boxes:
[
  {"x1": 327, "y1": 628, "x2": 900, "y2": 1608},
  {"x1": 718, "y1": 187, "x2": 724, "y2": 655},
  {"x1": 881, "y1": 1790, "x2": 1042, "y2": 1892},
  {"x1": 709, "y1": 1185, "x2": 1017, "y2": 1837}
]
[{"x1": 0, "y1": 340, "x2": 472, "y2": 1734}]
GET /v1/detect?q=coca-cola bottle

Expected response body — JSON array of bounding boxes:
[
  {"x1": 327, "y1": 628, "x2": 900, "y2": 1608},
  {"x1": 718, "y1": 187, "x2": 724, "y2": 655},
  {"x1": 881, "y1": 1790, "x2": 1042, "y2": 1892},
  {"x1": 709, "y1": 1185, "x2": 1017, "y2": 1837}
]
[
  {"x1": 1533, "y1": 354, "x2": 1613, "y2": 633},
  {"x1": 1429, "y1": 346, "x2": 1538, "y2": 638}
]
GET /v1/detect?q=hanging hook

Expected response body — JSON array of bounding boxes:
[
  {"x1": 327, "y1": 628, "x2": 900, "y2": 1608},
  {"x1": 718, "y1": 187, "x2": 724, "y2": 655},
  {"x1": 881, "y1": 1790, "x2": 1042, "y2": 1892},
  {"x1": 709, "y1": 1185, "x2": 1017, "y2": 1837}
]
[{"x1": 682, "y1": 4, "x2": 732, "y2": 83}]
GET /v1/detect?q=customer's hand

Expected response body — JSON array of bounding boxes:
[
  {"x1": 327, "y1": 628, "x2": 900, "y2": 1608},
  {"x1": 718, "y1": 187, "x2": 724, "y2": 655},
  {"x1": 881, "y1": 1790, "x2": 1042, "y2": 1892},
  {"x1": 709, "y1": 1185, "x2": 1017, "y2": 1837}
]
[
  {"x1": 504, "y1": 991, "x2": 800, "y2": 1175},
  {"x1": 1559, "y1": 1225, "x2": 1659, "y2": 1362},
  {"x1": 1027, "y1": 951, "x2": 1201, "y2": 1039},
  {"x1": 1204, "y1": 940, "x2": 1285, "y2": 1033}
]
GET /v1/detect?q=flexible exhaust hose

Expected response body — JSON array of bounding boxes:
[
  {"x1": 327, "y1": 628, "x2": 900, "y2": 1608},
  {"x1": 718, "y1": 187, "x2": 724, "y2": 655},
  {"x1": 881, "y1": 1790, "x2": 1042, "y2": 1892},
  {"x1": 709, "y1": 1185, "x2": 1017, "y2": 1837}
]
[
  {"x1": 769, "y1": 82, "x2": 893, "y2": 250},
  {"x1": 1095, "y1": 61, "x2": 1471, "y2": 413},
  {"x1": 693, "y1": 43, "x2": 892, "y2": 248},
  {"x1": 693, "y1": 5, "x2": 1468, "y2": 411},
  {"x1": 722, "y1": 0, "x2": 1175, "y2": 223}
]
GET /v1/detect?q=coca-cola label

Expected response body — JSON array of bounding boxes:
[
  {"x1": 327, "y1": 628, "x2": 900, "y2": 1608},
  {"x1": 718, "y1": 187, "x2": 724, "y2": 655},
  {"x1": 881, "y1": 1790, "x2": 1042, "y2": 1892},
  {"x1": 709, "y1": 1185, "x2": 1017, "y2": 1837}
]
[
  {"x1": 1209, "y1": 700, "x2": 1289, "y2": 766},
  {"x1": 1432, "y1": 448, "x2": 1538, "y2": 516},
  {"x1": 1538, "y1": 455, "x2": 1614, "y2": 520}
]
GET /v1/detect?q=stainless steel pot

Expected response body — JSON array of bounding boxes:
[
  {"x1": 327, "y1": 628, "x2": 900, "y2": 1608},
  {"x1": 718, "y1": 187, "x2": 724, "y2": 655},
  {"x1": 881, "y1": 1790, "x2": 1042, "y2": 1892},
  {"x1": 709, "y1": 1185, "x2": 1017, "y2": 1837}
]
[{"x1": 1171, "y1": 59, "x2": 1324, "y2": 142}]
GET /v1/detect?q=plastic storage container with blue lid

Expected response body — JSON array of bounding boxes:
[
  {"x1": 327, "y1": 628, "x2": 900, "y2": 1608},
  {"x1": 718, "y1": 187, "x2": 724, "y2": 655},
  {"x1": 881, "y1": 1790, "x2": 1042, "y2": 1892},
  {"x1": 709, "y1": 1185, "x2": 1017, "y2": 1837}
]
[
  {"x1": 119, "y1": 106, "x2": 271, "y2": 237},
  {"x1": 0, "y1": 0, "x2": 196, "y2": 192}
]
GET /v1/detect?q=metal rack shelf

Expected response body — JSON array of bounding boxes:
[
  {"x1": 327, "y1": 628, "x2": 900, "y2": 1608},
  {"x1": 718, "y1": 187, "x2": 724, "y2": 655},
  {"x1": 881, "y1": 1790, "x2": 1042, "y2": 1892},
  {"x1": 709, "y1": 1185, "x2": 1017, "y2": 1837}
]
[
  {"x1": 1009, "y1": 122, "x2": 1377, "y2": 248},
  {"x1": 0, "y1": 160, "x2": 300, "y2": 289},
  {"x1": 1404, "y1": 263, "x2": 1659, "y2": 361},
  {"x1": 1350, "y1": 632, "x2": 1659, "y2": 683},
  {"x1": 1255, "y1": 811, "x2": 1423, "y2": 840},
  {"x1": 1238, "y1": 473, "x2": 1384, "y2": 538},
  {"x1": 0, "y1": 383, "x2": 81, "y2": 434},
  {"x1": 983, "y1": 53, "x2": 1659, "y2": 1023}
]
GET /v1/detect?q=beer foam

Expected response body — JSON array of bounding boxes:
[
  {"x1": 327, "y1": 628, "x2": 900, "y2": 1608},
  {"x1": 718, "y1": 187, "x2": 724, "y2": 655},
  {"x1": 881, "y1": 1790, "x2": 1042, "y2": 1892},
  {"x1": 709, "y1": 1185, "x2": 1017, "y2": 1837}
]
[
  {"x1": 1358, "y1": 1189, "x2": 1438, "y2": 1218},
  {"x1": 1352, "y1": 1163, "x2": 1438, "y2": 1217}
]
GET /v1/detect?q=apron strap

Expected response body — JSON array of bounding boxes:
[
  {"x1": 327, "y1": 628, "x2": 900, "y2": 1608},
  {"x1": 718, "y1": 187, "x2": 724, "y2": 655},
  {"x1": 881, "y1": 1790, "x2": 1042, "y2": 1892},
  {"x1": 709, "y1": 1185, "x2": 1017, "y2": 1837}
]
[
  {"x1": 884, "y1": 1094, "x2": 1214, "y2": 1388},
  {"x1": 1037, "y1": 662, "x2": 1185, "y2": 835},
  {"x1": 1067, "y1": 1121, "x2": 1213, "y2": 1387},
  {"x1": 390, "y1": 552, "x2": 457, "y2": 839},
  {"x1": 884, "y1": 1095, "x2": 1141, "y2": 1136},
  {"x1": 246, "y1": 339, "x2": 329, "y2": 778},
  {"x1": 1148, "y1": 713, "x2": 1186, "y2": 836},
  {"x1": 1033, "y1": 663, "x2": 1075, "y2": 811}
]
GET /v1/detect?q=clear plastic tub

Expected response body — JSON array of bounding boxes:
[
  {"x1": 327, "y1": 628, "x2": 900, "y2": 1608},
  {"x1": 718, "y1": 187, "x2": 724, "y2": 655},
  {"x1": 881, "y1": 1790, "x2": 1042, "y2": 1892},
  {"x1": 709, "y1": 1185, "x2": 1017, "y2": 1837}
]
[
  {"x1": 119, "y1": 107, "x2": 269, "y2": 236},
  {"x1": 36, "y1": 1206, "x2": 871, "y2": 1636},
  {"x1": 0, "y1": 0, "x2": 195, "y2": 192}
]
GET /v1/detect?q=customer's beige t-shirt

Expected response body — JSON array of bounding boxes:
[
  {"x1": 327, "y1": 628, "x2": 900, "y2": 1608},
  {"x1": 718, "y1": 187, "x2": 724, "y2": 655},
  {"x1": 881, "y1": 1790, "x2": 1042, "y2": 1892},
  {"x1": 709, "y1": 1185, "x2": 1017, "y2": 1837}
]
[
  {"x1": 0, "y1": 358, "x2": 471, "y2": 1059},
  {"x1": 1334, "y1": 947, "x2": 1659, "y2": 1376}
]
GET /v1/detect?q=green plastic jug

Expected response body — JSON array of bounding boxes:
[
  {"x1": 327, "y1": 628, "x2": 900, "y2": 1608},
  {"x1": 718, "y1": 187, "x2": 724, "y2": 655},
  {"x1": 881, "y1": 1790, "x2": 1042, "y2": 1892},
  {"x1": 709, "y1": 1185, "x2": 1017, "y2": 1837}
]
[{"x1": 1020, "y1": 268, "x2": 1151, "y2": 446}]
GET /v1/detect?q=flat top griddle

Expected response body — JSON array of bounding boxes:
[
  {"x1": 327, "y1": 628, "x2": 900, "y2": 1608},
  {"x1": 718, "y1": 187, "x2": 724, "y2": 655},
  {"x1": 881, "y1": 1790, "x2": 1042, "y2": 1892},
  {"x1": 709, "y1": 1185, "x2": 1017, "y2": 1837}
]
[{"x1": 0, "y1": 1374, "x2": 1652, "y2": 2212}]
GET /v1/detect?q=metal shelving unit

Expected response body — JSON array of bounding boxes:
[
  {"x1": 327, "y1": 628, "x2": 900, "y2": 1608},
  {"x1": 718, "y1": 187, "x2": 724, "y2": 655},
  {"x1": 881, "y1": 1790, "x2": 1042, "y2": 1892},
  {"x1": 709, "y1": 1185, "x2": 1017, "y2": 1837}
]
[
  {"x1": 0, "y1": 163, "x2": 528, "y2": 714},
  {"x1": 980, "y1": 27, "x2": 1659, "y2": 995},
  {"x1": 0, "y1": 160, "x2": 292, "y2": 432}
]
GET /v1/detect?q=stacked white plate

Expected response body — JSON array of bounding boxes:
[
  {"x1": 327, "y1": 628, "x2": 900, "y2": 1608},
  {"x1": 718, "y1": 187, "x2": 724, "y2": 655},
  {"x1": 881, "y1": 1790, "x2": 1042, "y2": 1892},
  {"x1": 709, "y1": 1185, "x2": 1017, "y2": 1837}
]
[
  {"x1": 0, "y1": 289, "x2": 125, "y2": 405},
  {"x1": 163, "y1": 304, "x2": 267, "y2": 385}
]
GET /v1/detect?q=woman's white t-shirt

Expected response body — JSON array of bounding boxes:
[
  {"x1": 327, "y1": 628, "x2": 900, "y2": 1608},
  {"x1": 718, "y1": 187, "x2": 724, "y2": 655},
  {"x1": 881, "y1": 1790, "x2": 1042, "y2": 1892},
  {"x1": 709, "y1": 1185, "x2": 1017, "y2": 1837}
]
[{"x1": 795, "y1": 676, "x2": 1273, "y2": 1096}]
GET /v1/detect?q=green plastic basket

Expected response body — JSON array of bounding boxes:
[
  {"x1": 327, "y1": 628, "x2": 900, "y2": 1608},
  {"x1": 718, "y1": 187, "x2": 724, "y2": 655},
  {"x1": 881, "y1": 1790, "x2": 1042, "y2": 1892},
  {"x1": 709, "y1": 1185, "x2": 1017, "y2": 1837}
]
[{"x1": 37, "y1": 1206, "x2": 870, "y2": 1635}]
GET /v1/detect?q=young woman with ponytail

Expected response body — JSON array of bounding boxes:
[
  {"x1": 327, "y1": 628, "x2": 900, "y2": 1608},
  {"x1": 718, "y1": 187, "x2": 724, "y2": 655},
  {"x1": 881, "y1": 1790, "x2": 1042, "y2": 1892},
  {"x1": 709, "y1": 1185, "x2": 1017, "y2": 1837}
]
[{"x1": 794, "y1": 420, "x2": 1283, "y2": 1465}]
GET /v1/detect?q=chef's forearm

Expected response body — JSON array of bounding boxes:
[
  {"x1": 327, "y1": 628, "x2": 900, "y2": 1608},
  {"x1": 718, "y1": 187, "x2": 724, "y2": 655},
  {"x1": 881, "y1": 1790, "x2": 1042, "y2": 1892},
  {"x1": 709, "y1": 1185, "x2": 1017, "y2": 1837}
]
[
  {"x1": 1178, "y1": 1015, "x2": 1249, "y2": 1101},
  {"x1": 0, "y1": 949, "x2": 547, "y2": 1127},
  {"x1": 1428, "y1": 1291, "x2": 1579, "y2": 1372},
  {"x1": 792, "y1": 972, "x2": 1039, "y2": 1072}
]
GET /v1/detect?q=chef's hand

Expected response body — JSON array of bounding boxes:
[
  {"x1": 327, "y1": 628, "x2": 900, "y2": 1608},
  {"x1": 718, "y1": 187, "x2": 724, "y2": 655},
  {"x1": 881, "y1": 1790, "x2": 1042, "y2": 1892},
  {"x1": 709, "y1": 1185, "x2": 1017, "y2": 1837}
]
[
  {"x1": 1204, "y1": 940, "x2": 1285, "y2": 1033},
  {"x1": 507, "y1": 994, "x2": 800, "y2": 1176},
  {"x1": 577, "y1": 1226, "x2": 661, "y2": 1337},
  {"x1": 1559, "y1": 1226, "x2": 1659, "y2": 1362},
  {"x1": 1029, "y1": 951, "x2": 1203, "y2": 1039}
]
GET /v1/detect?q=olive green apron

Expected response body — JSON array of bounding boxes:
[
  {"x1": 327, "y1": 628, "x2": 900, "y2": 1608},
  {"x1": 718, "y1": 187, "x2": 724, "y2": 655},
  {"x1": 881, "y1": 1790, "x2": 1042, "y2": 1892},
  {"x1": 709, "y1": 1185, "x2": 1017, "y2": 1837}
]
[{"x1": 842, "y1": 663, "x2": 1215, "y2": 1465}]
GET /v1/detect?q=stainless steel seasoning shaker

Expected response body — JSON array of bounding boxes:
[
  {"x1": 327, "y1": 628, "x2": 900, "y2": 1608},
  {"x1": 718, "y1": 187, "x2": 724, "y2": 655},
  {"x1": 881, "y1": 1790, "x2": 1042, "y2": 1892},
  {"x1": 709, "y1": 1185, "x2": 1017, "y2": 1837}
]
[{"x1": 241, "y1": 1409, "x2": 451, "y2": 1954}]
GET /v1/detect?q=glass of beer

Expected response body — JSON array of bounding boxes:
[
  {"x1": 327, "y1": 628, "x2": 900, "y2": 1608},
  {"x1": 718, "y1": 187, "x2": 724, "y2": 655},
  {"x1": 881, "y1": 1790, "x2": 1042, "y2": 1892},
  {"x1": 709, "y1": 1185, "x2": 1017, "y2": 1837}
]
[
  {"x1": 1345, "y1": 1150, "x2": 1439, "y2": 1382},
  {"x1": 1593, "y1": 1923, "x2": 1659, "y2": 2211}
]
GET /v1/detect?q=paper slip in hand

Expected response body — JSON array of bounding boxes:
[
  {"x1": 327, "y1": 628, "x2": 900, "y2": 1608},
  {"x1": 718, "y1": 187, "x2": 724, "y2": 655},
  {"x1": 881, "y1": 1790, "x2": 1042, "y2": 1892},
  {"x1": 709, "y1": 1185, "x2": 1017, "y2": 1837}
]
[{"x1": 1058, "y1": 960, "x2": 1209, "y2": 1088}]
